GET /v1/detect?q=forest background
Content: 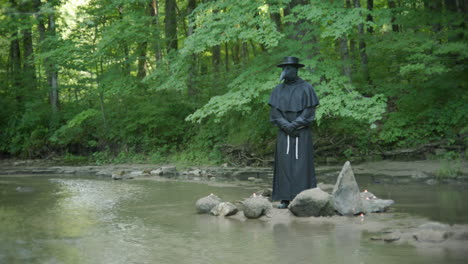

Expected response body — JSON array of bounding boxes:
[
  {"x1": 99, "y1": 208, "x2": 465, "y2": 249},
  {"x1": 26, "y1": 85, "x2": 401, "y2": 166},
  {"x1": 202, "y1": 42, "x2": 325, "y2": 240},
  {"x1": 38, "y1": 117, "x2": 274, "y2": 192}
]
[{"x1": 0, "y1": 0, "x2": 466, "y2": 166}]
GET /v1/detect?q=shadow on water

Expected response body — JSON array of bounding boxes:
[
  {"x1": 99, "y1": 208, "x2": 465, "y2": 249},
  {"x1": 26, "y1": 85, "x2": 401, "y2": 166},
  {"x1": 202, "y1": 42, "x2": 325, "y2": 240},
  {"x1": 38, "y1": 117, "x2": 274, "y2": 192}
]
[{"x1": 0, "y1": 175, "x2": 467, "y2": 264}]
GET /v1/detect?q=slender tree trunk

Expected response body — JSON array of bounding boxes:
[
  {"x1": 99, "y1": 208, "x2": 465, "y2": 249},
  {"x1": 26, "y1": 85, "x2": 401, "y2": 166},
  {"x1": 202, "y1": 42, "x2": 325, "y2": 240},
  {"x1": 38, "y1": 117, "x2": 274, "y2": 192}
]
[
  {"x1": 19, "y1": 0, "x2": 37, "y2": 92},
  {"x1": 241, "y1": 42, "x2": 248, "y2": 61},
  {"x1": 9, "y1": 37, "x2": 22, "y2": 102},
  {"x1": 444, "y1": 0, "x2": 464, "y2": 40},
  {"x1": 187, "y1": 0, "x2": 197, "y2": 96},
  {"x1": 48, "y1": 8, "x2": 59, "y2": 114},
  {"x1": 388, "y1": 0, "x2": 399, "y2": 32},
  {"x1": 7, "y1": 0, "x2": 22, "y2": 103},
  {"x1": 137, "y1": 41, "x2": 148, "y2": 79},
  {"x1": 345, "y1": 0, "x2": 357, "y2": 61},
  {"x1": 367, "y1": 0, "x2": 374, "y2": 33},
  {"x1": 224, "y1": 43, "x2": 229, "y2": 72},
  {"x1": 150, "y1": 0, "x2": 162, "y2": 63},
  {"x1": 165, "y1": 0, "x2": 178, "y2": 52},
  {"x1": 339, "y1": 37, "x2": 352, "y2": 81},
  {"x1": 118, "y1": 7, "x2": 130, "y2": 74},
  {"x1": 287, "y1": 0, "x2": 308, "y2": 40},
  {"x1": 424, "y1": 0, "x2": 443, "y2": 33},
  {"x1": 354, "y1": 0, "x2": 370, "y2": 84},
  {"x1": 268, "y1": 0, "x2": 282, "y2": 31},
  {"x1": 22, "y1": 28, "x2": 36, "y2": 91},
  {"x1": 212, "y1": 45, "x2": 221, "y2": 70},
  {"x1": 232, "y1": 42, "x2": 240, "y2": 65}
]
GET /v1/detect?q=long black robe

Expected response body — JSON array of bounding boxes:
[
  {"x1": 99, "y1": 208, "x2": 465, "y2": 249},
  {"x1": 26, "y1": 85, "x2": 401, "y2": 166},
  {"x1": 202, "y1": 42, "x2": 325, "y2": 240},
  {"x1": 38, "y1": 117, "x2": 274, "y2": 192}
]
[{"x1": 268, "y1": 78, "x2": 319, "y2": 201}]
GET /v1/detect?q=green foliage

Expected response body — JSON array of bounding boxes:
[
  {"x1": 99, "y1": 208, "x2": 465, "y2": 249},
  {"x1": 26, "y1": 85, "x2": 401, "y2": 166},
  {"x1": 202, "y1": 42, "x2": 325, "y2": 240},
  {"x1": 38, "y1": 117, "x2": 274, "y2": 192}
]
[
  {"x1": 0, "y1": 0, "x2": 466, "y2": 163},
  {"x1": 436, "y1": 155, "x2": 463, "y2": 180},
  {"x1": 50, "y1": 109, "x2": 100, "y2": 149}
]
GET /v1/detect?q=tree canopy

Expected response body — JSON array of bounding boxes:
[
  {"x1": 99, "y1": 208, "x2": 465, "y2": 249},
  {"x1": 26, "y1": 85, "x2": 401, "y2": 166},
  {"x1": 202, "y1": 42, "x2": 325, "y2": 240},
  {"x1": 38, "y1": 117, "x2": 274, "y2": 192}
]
[{"x1": 0, "y1": 0, "x2": 466, "y2": 163}]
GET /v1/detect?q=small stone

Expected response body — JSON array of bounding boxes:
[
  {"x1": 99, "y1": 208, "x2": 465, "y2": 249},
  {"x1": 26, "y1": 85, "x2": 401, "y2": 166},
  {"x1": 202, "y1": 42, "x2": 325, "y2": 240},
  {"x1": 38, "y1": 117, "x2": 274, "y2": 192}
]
[
  {"x1": 425, "y1": 179, "x2": 437, "y2": 185},
  {"x1": 361, "y1": 198, "x2": 394, "y2": 213},
  {"x1": 411, "y1": 171, "x2": 429, "y2": 180},
  {"x1": 195, "y1": 194, "x2": 222, "y2": 214},
  {"x1": 188, "y1": 169, "x2": 202, "y2": 176},
  {"x1": 247, "y1": 177, "x2": 256, "y2": 181},
  {"x1": 150, "y1": 168, "x2": 163, "y2": 175},
  {"x1": 413, "y1": 222, "x2": 453, "y2": 243},
  {"x1": 96, "y1": 170, "x2": 112, "y2": 177},
  {"x1": 161, "y1": 166, "x2": 178, "y2": 177},
  {"x1": 371, "y1": 231, "x2": 401, "y2": 242},
  {"x1": 129, "y1": 171, "x2": 144, "y2": 177},
  {"x1": 242, "y1": 196, "x2": 272, "y2": 219},
  {"x1": 210, "y1": 202, "x2": 238, "y2": 217}
]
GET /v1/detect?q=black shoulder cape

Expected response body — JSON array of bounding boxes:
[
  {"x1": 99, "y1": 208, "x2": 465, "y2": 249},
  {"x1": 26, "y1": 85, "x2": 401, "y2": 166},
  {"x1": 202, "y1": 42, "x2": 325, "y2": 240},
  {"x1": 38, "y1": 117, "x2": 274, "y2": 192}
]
[{"x1": 268, "y1": 78, "x2": 319, "y2": 112}]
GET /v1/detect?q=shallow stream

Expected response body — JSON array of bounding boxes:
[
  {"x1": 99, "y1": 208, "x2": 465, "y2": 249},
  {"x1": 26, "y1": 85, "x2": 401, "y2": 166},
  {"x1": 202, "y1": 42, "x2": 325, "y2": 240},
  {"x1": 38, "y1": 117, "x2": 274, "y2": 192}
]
[{"x1": 0, "y1": 175, "x2": 467, "y2": 264}]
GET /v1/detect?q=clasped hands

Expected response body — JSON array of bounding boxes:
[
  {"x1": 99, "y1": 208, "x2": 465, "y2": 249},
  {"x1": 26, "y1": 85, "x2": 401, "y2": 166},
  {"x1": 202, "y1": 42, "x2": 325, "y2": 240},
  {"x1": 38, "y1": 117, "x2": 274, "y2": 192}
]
[{"x1": 281, "y1": 123, "x2": 300, "y2": 137}]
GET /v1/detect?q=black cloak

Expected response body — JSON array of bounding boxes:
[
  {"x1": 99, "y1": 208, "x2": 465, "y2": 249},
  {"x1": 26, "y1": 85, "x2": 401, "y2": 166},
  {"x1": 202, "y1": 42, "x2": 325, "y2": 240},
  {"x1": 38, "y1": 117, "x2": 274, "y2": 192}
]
[{"x1": 268, "y1": 78, "x2": 319, "y2": 201}]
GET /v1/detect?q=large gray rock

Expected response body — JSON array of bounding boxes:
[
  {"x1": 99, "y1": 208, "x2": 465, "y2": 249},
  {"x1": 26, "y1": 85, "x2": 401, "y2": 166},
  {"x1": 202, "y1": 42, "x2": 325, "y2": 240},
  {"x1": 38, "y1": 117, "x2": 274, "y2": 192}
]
[
  {"x1": 210, "y1": 202, "x2": 238, "y2": 217},
  {"x1": 331, "y1": 161, "x2": 363, "y2": 215},
  {"x1": 289, "y1": 188, "x2": 335, "y2": 217},
  {"x1": 242, "y1": 195, "x2": 272, "y2": 219},
  {"x1": 195, "y1": 194, "x2": 222, "y2": 214}
]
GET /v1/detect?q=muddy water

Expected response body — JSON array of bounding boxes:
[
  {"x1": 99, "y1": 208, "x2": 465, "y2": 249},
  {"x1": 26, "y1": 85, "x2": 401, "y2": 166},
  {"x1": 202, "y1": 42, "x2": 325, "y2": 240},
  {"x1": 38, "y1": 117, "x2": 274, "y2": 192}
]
[{"x1": 0, "y1": 175, "x2": 467, "y2": 264}]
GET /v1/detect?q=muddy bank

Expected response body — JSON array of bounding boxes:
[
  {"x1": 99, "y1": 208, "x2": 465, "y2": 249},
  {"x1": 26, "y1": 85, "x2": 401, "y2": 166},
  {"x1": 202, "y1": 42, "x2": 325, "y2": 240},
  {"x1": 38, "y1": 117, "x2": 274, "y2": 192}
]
[{"x1": 1, "y1": 159, "x2": 467, "y2": 184}]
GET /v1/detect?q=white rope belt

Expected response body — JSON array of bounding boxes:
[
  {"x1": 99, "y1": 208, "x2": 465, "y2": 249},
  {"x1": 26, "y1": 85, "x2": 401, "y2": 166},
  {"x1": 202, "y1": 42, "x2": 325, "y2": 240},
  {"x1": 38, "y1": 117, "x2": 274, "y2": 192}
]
[{"x1": 286, "y1": 135, "x2": 299, "y2": 160}]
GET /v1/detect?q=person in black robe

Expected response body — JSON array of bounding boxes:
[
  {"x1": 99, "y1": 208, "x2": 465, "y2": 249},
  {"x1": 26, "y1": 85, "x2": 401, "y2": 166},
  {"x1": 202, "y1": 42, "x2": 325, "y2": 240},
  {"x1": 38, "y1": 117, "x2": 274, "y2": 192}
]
[{"x1": 268, "y1": 56, "x2": 319, "y2": 209}]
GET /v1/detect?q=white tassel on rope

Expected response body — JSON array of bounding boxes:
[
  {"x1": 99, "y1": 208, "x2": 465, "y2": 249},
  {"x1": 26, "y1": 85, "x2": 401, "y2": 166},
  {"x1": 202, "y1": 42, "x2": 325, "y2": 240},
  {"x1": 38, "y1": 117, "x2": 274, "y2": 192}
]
[
  {"x1": 286, "y1": 135, "x2": 290, "y2": 155},
  {"x1": 295, "y1": 137, "x2": 299, "y2": 159}
]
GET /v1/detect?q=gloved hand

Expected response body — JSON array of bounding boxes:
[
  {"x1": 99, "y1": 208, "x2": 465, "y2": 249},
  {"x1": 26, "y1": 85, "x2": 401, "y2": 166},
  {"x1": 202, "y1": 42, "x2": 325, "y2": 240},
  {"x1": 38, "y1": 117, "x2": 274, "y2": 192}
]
[
  {"x1": 281, "y1": 123, "x2": 295, "y2": 135},
  {"x1": 290, "y1": 129, "x2": 300, "y2": 137}
]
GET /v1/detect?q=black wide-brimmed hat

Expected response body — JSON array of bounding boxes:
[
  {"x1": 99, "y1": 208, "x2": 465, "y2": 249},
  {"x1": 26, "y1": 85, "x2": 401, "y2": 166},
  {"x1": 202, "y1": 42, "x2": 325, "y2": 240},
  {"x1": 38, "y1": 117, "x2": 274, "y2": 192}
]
[{"x1": 277, "y1": 56, "x2": 305, "y2": 68}]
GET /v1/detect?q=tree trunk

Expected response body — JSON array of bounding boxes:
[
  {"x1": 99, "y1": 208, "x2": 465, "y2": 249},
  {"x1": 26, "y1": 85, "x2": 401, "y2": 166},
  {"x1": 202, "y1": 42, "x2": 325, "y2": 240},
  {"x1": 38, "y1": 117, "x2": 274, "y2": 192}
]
[
  {"x1": 388, "y1": 0, "x2": 399, "y2": 32},
  {"x1": 20, "y1": 0, "x2": 37, "y2": 92},
  {"x1": 9, "y1": 37, "x2": 22, "y2": 102},
  {"x1": 444, "y1": 0, "x2": 464, "y2": 41},
  {"x1": 232, "y1": 42, "x2": 240, "y2": 65},
  {"x1": 187, "y1": 0, "x2": 197, "y2": 96},
  {"x1": 346, "y1": 0, "x2": 357, "y2": 60},
  {"x1": 212, "y1": 45, "x2": 221, "y2": 70},
  {"x1": 224, "y1": 43, "x2": 229, "y2": 72},
  {"x1": 367, "y1": 0, "x2": 374, "y2": 33},
  {"x1": 48, "y1": 8, "x2": 59, "y2": 114},
  {"x1": 150, "y1": 0, "x2": 162, "y2": 63},
  {"x1": 165, "y1": 0, "x2": 178, "y2": 52},
  {"x1": 339, "y1": 37, "x2": 352, "y2": 81},
  {"x1": 137, "y1": 41, "x2": 148, "y2": 80},
  {"x1": 267, "y1": 0, "x2": 282, "y2": 31},
  {"x1": 118, "y1": 7, "x2": 130, "y2": 74},
  {"x1": 354, "y1": 0, "x2": 370, "y2": 84}
]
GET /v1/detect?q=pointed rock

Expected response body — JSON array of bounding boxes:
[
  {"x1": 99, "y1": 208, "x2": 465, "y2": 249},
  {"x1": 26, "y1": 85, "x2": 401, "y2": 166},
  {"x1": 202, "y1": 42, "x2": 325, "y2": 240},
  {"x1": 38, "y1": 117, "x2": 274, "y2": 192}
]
[{"x1": 331, "y1": 161, "x2": 363, "y2": 215}]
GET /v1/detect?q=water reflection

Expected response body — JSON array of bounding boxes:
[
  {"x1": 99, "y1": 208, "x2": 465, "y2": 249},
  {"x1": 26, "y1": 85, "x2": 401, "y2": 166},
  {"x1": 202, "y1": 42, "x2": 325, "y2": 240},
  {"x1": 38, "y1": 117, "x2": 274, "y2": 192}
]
[{"x1": 0, "y1": 176, "x2": 467, "y2": 264}]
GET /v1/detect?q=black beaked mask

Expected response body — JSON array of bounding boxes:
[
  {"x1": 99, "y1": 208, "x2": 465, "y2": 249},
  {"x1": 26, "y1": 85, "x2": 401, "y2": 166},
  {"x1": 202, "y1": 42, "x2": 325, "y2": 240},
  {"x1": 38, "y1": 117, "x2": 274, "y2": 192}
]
[{"x1": 279, "y1": 65, "x2": 298, "y2": 82}]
